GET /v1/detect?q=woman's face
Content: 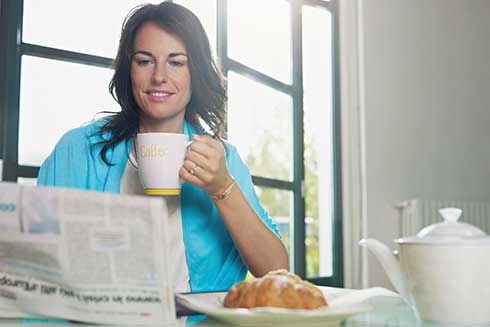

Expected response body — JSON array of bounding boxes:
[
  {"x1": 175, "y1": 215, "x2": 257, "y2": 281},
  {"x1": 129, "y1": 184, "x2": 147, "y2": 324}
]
[{"x1": 131, "y1": 22, "x2": 191, "y2": 132}]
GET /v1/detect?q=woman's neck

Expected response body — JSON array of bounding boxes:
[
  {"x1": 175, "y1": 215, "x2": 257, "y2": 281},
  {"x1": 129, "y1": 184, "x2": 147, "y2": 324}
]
[{"x1": 138, "y1": 118, "x2": 184, "y2": 134}]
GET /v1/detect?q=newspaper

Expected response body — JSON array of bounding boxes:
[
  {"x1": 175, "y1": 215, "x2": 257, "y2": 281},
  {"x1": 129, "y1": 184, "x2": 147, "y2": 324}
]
[{"x1": 0, "y1": 182, "x2": 175, "y2": 325}]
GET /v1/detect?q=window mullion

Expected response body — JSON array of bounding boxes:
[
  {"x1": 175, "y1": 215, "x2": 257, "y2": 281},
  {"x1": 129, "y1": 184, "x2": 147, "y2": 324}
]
[
  {"x1": 225, "y1": 58, "x2": 293, "y2": 96},
  {"x1": 216, "y1": 0, "x2": 228, "y2": 63},
  {"x1": 216, "y1": 0, "x2": 228, "y2": 135},
  {"x1": 20, "y1": 43, "x2": 113, "y2": 69},
  {"x1": 330, "y1": 0, "x2": 344, "y2": 287},
  {"x1": 291, "y1": 0, "x2": 306, "y2": 278},
  {"x1": 252, "y1": 176, "x2": 294, "y2": 191},
  {"x1": 1, "y1": 0, "x2": 23, "y2": 182}
]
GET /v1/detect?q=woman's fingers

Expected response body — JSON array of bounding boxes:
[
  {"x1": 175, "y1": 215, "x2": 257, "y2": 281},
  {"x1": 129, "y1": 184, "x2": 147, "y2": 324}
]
[
  {"x1": 187, "y1": 134, "x2": 225, "y2": 175},
  {"x1": 185, "y1": 149, "x2": 210, "y2": 172},
  {"x1": 182, "y1": 159, "x2": 212, "y2": 181},
  {"x1": 189, "y1": 134, "x2": 223, "y2": 159},
  {"x1": 179, "y1": 166, "x2": 204, "y2": 188},
  {"x1": 182, "y1": 134, "x2": 232, "y2": 194},
  {"x1": 193, "y1": 134, "x2": 220, "y2": 147}
]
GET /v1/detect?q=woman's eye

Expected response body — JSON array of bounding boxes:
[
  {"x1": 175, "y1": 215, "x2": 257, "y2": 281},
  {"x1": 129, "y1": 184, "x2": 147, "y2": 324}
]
[
  {"x1": 169, "y1": 60, "x2": 185, "y2": 67},
  {"x1": 136, "y1": 59, "x2": 153, "y2": 66}
]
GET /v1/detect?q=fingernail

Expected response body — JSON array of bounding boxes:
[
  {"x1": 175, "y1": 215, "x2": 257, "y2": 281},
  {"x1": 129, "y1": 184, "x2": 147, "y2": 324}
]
[{"x1": 193, "y1": 134, "x2": 200, "y2": 140}]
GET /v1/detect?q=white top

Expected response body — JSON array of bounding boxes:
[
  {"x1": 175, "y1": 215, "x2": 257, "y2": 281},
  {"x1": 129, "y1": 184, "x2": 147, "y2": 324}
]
[{"x1": 120, "y1": 154, "x2": 191, "y2": 293}]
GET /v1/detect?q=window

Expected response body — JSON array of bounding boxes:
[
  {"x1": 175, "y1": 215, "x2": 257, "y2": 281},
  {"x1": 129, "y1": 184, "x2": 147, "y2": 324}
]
[{"x1": 0, "y1": 0, "x2": 342, "y2": 285}]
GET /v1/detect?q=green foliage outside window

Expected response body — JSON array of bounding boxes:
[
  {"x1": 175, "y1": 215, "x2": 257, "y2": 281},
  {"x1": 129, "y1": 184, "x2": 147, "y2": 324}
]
[{"x1": 244, "y1": 130, "x2": 320, "y2": 277}]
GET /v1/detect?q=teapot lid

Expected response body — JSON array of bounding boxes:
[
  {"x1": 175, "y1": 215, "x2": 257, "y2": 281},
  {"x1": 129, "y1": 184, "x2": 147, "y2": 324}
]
[
  {"x1": 417, "y1": 208, "x2": 485, "y2": 238},
  {"x1": 396, "y1": 207, "x2": 490, "y2": 245}
]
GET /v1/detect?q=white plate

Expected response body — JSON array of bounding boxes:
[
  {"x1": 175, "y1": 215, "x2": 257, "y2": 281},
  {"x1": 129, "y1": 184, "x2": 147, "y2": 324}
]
[{"x1": 176, "y1": 288, "x2": 374, "y2": 327}]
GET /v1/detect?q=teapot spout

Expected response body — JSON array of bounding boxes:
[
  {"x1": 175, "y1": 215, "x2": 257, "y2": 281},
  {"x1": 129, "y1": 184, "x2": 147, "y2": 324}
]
[{"x1": 359, "y1": 238, "x2": 409, "y2": 300}]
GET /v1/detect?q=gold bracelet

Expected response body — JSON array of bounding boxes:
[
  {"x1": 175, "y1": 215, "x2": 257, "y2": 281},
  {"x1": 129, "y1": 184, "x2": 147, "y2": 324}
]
[{"x1": 210, "y1": 178, "x2": 236, "y2": 201}]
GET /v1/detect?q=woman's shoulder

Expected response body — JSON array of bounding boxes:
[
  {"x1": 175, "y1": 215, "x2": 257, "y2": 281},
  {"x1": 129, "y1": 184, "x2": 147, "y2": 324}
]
[
  {"x1": 56, "y1": 118, "x2": 109, "y2": 148},
  {"x1": 221, "y1": 139, "x2": 244, "y2": 169},
  {"x1": 222, "y1": 138, "x2": 237, "y2": 152}
]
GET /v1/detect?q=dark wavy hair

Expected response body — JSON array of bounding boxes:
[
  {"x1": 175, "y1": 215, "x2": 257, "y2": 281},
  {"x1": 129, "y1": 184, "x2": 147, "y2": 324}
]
[{"x1": 95, "y1": 1, "x2": 227, "y2": 165}]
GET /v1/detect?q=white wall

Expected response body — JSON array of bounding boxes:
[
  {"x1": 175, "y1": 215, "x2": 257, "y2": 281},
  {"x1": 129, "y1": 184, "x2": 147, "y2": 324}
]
[{"x1": 361, "y1": 0, "x2": 490, "y2": 288}]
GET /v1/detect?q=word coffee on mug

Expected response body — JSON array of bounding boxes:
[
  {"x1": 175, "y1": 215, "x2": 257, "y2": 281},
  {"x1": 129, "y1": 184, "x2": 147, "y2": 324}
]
[{"x1": 136, "y1": 132, "x2": 190, "y2": 195}]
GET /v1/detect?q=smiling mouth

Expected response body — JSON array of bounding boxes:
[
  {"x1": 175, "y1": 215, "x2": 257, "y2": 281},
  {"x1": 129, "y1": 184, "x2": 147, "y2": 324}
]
[
  {"x1": 148, "y1": 91, "x2": 171, "y2": 97},
  {"x1": 146, "y1": 91, "x2": 173, "y2": 101}
]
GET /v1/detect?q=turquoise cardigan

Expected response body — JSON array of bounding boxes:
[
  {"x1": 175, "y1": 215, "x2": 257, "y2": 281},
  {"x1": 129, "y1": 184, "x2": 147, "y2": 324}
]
[{"x1": 37, "y1": 119, "x2": 280, "y2": 292}]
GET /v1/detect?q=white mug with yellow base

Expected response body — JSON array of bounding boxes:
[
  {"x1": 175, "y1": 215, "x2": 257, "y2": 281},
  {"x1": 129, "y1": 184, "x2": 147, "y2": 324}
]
[{"x1": 136, "y1": 132, "x2": 190, "y2": 196}]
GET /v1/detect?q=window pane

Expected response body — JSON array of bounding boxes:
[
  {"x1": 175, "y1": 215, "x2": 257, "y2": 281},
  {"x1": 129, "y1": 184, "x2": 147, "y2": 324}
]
[
  {"x1": 255, "y1": 186, "x2": 293, "y2": 266},
  {"x1": 23, "y1": 0, "x2": 160, "y2": 58},
  {"x1": 19, "y1": 56, "x2": 117, "y2": 166},
  {"x1": 303, "y1": 6, "x2": 334, "y2": 278},
  {"x1": 227, "y1": 0, "x2": 291, "y2": 83},
  {"x1": 173, "y1": 0, "x2": 217, "y2": 55},
  {"x1": 227, "y1": 72, "x2": 292, "y2": 181}
]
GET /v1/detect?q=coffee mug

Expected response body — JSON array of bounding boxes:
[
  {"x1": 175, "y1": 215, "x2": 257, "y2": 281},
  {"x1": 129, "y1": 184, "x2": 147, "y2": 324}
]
[{"x1": 136, "y1": 132, "x2": 190, "y2": 196}]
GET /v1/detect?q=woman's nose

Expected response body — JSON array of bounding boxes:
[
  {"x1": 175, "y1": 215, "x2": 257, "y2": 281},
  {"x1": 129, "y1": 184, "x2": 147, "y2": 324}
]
[{"x1": 151, "y1": 64, "x2": 168, "y2": 84}]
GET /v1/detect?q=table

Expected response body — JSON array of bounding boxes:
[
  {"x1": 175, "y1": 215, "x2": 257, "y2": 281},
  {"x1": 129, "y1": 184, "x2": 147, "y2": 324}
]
[{"x1": 0, "y1": 296, "x2": 487, "y2": 327}]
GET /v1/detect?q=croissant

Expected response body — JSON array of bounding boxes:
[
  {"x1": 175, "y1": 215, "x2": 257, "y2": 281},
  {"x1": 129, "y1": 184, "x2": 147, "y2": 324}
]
[{"x1": 223, "y1": 269, "x2": 327, "y2": 309}]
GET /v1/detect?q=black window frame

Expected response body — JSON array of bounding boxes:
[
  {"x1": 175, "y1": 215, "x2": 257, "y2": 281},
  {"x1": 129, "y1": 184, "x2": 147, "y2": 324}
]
[{"x1": 0, "y1": 0, "x2": 343, "y2": 286}]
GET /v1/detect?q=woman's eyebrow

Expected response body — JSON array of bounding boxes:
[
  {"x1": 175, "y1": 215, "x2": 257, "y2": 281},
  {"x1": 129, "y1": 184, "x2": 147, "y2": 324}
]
[
  {"x1": 132, "y1": 51, "x2": 187, "y2": 59},
  {"x1": 132, "y1": 50, "x2": 154, "y2": 57},
  {"x1": 169, "y1": 52, "x2": 187, "y2": 58}
]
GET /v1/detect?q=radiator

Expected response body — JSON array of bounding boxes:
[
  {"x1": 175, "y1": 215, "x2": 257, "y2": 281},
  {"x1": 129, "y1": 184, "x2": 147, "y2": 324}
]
[{"x1": 394, "y1": 199, "x2": 490, "y2": 237}]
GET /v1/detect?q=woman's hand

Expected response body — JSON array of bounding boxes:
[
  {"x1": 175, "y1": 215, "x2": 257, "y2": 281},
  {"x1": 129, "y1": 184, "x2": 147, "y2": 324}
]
[
  {"x1": 181, "y1": 134, "x2": 289, "y2": 275},
  {"x1": 179, "y1": 134, "x2": 233, "y2": 195}
]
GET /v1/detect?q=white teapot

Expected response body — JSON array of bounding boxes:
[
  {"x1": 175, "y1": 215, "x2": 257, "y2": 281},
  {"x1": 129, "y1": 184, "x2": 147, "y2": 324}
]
[{"x1": 359, "y1": 208, "x2": 490, "y2": 325}]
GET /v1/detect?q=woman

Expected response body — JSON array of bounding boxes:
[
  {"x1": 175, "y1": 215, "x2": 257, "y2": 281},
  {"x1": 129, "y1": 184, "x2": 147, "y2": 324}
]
[{"x1": 37, "y1": 1, "x2": 288, "y2": 292}]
